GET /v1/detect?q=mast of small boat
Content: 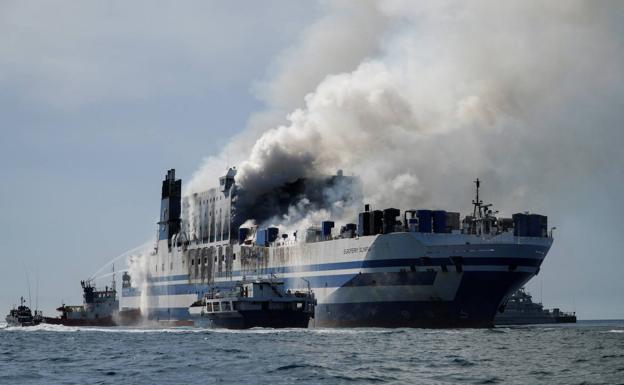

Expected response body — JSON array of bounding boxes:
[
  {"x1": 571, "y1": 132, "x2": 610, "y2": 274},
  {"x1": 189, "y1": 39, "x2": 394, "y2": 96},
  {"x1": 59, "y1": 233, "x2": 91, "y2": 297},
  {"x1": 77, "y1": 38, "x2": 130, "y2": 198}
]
[
  {"x1": 25, "y1": 268, "x2": 32, "y2": 309},
  {"x1": 35, "y1": 269, "x2": 39, "y2": 316},
  {"x1": 111, "y1": 264, "x2": 116, "y2": 295}
]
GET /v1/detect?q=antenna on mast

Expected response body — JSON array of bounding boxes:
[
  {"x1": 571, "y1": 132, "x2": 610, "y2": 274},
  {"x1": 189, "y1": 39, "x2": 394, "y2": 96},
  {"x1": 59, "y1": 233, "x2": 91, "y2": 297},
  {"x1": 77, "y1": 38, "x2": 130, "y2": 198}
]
[
  {"x1": 111, "y1": 264, "x2": 116, "y2": 292},
  {"x1": 35, "y1": 269, "x2": 39, "y2": 312},
  {"x1": 472, "y1": 178, "x2": 483, "y2": 218},
  {"x1": 24, "y1": 267, "x2": 32, "y2": 309}
]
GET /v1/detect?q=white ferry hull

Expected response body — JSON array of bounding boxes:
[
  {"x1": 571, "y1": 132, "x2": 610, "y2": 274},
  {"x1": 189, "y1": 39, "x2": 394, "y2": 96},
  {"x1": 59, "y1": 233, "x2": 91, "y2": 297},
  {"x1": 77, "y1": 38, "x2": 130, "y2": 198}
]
[{"x1": 121, "y1": 232, "x2": 550, "y2": 328}]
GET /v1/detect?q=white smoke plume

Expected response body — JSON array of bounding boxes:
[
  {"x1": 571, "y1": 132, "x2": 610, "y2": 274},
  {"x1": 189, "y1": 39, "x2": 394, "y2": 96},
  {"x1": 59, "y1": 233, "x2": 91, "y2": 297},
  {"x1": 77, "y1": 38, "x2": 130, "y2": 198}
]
[{"x1": 186, "y1": 1, "x2": 623, "y2": 238}]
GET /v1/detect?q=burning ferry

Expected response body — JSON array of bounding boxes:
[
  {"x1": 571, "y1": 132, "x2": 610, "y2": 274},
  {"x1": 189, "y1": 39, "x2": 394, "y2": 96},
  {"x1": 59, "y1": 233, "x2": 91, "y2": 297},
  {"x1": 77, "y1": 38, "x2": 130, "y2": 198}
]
[{"x1": 121, "y1": 168, "x2": 552, "y2": 327}]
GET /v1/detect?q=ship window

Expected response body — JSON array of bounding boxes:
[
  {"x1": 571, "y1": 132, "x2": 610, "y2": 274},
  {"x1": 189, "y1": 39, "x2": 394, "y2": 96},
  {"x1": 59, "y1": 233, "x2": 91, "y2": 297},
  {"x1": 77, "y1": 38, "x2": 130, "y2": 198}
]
[
  {"x1": 155, "y1": 265, "x2": 158, "y2": 272},
  {"x1": 170, "y1": 262, "x2": 173, "y2": 270},
  {"x1": 233, "y1": 253, "x2": 236, "y2": 260},
  {"x1": 191, "y1": 259, "x2": 194, "y2": 266},
  {"x1": 213, "y1": 302, "x2": 220, "y2": 312},
  {"x1": 162, "y1": 263, "x2": 165, "y2": 271},
  {"x1": 223, "y1": 302, "x2": 232, "y2": 311}
]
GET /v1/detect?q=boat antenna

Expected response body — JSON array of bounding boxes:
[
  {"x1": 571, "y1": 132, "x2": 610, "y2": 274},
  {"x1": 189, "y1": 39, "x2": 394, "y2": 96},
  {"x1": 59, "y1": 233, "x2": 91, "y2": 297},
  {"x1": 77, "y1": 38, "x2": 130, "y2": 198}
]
[
  {"x1": 24, "y1": 266, "x2": 32, "y2": 308},
  {"x1": 111, "y1": 264, "x2": 116, "y2": 293},
  {"x1": 35, "y1": 269, "x2": 39, "y2": 312},
  {"x1": 472, "y1": 178, "x2": 483, "y2": 219}
]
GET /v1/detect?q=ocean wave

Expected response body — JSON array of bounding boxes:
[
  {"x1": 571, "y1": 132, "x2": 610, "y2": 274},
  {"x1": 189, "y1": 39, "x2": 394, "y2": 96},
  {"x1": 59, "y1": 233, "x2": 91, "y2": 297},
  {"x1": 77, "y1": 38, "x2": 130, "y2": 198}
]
[
  {"x1": 268, "y1": 363, "x2": 327, "y2": 373},
  {"x1": 3, "y1": 323, "x2": 624, "y2": 384}
]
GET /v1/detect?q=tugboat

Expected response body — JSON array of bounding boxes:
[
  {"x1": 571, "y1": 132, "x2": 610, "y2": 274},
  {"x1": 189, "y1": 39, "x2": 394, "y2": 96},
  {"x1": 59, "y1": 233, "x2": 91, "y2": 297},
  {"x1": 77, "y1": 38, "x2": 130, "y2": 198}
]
[
  {"x1": 5, "y1": 297, "x2": 43, "y2": 327},
  {"x1": 495, "y1": 287, "x2": 577, "y2": 325},
  {"x1": 188, "y1": 279, "x2": 316, "y2": 329},
  {"x1": 44, "y1": 279, "x2": 120, "y2": 326}
]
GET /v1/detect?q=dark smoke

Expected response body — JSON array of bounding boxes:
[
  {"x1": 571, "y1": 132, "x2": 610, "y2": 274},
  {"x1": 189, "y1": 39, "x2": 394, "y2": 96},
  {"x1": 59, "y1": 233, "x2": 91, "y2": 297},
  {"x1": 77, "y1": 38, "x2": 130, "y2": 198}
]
[{"x1": 232, "y1": 173, "x2": 363, "y2": 231}]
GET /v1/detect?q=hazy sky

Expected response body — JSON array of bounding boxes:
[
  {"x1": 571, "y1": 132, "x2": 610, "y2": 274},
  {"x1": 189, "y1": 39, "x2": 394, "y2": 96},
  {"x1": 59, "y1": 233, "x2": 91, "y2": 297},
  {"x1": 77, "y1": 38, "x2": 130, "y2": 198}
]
[
  {"x1": 0, "y1": 1, "x2": 320, "y2": 314},
  {"x1": 2, "y1": 1, "x2": 623, "y2": 319}
]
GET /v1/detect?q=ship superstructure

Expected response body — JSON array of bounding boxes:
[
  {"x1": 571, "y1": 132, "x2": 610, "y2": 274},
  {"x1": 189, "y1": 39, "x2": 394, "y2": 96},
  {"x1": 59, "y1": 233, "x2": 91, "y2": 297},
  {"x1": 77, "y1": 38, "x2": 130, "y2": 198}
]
[{"x1": 121, "y1": 169, "x2": 553, "y2": 328}]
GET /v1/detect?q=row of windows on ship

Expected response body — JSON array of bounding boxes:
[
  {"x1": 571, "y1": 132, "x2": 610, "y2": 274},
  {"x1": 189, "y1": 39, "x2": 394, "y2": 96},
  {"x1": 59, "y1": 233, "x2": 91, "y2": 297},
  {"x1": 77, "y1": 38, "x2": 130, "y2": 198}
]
[
  {"x1": 199, "y1": 196, "x2": 223, "y2": 206},
  {"x1": 186, "y1": 194, "x2": 227, "y2": 206},
  {"x1": 154, "y1": 253, "x2": 236, "y2": 272},
  {"x1": 185, "y1": 213, "x2": 230, "y2": 242}
]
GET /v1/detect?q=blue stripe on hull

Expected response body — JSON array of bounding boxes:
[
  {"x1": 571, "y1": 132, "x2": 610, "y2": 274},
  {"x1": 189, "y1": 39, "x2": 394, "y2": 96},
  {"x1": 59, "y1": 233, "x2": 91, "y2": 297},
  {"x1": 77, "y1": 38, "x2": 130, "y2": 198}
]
[
  {"x1": 146, "y1": 307, "x2": 190, "y2": 321},
  {"x1": 141, "y1": 252, "x2": 545, "y2": 284},
  {"x1": 123, "y1": 271, "x2": 438, "y2": 297}
]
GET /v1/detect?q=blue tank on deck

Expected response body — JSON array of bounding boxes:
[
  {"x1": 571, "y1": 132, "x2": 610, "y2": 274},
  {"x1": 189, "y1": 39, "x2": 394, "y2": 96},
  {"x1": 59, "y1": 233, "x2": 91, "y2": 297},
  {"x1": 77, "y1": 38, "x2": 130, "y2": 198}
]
[
  {"x1": 321, "y1": 221, "x2": 335, "y2": 239},
  {"x1": 528, "y1": 214, "x2": 547, "y2": 237},
  {"x1": 417, "y1": 210, "x2": 432, "y2": 233},
  {"x1": 372, "y1": 210, "x2": 383, "y2": 235},
  {"x1": 432, "y1": 210, "x2": 447, "y2": 233},
  {"x1": 256, "y1": 229, "x2": 268, "y2": 246},
  {"x1": 238, "y1": 227, "x2": 250, "y2": 244},
  {"x1": 267, "y1": 227, "x2": 279, "y2": 243},
  {"x1": 512, "y1": 213, "x2": 529, "y2": 236},
  {"x1": 382, "y1": 208, "x2": 400, "y2": 234},
  {"x1": 358, "y1": 212, "x2": 371, "y2": 236}
]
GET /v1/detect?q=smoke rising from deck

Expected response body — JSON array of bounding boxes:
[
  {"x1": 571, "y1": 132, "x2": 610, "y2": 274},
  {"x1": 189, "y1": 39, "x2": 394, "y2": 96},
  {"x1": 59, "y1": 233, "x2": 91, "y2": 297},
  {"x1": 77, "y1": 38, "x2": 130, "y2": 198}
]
[{"x1": 186, "y1": 1, "x2": 624, "y2": 245}]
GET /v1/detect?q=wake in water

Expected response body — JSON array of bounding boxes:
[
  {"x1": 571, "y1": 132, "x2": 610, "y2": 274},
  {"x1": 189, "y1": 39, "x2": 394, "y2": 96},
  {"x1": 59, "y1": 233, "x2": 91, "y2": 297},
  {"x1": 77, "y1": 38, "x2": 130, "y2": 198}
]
[
  {"x1": 0, "y1": 323, "x2": 405, "y2": 335},
  {"x1": 0, "y1": 323, "x2": 200, "y2": 334},
  {"x1": 1, "y1": 322, "x2": 449, "y2": 335}
]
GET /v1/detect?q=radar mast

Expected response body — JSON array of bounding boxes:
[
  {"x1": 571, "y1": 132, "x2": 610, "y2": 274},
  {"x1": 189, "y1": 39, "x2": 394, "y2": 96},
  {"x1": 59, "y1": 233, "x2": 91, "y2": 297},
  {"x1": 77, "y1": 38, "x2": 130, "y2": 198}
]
[
  {"x1": 472, "y1": 178, "x2": 484, "y2": 219},
  {"x1": 471, "y1": 178, "x2": 496, "y2": 235}
]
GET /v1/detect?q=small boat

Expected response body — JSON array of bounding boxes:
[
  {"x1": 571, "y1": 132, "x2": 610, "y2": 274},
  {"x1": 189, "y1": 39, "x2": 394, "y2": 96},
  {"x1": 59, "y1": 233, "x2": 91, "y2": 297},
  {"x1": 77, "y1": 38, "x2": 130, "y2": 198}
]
[
  {"x1": 5, "y1": 297, "x2": 44, "y2": 327},
  {"x1": 189, "y1": 279, "x2": 316, "y2": 329},
  {"x1": 44, "y1": 278, "x2": 125, "y2": 326},
  {"x1": 495, "y1": 287, "x2": 577, "y2": 325}
]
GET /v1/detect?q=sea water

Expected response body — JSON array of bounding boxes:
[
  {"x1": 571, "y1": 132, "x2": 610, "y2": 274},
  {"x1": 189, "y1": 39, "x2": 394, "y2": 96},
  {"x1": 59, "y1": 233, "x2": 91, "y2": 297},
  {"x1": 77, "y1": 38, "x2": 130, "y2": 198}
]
[{"x1": 1, "y1": 320, "x2": 623, "y2": 385}]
